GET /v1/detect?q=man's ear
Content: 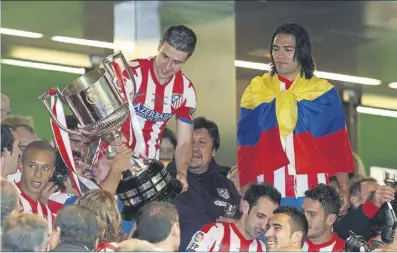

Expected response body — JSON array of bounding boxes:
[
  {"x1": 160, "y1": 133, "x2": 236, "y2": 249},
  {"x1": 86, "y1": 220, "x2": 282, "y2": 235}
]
[
  {"x1": 350, "y1": 196, "x2": 360, "y2": 208},
  {"x1": 326, "y1": 214, "x2": 337, "y2": 226},
  {"x1": 292, "y1": 231, "x2": 303, "y2": 246},
  {"x1": 48, "y1": 226, "x2": 61, "y2": 250},
  {"x1": 241, "y1": 200, "x2": 250, "y2": 215}
]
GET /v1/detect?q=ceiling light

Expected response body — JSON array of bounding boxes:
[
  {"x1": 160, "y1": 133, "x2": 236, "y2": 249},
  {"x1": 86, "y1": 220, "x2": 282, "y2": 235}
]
[
  {"x1": 234, "y1": 60, "x2": 271, "y2": 71},
  {"x1": 51, "y1": 36, "x2": 134, "y2": 52},
  {"x1": 1, "y1": 59, "x2": 85, "y2": 74},
  {"x1": 357, "y1": 106, "x2": 397, "y2": 118},
  {"x1": 234, "y1": 60, "x2": 382, "y2": 85},
  {"x1": 10, "y1": 46, "x2": 92, "y2": 68},
  {"x1": 0, "y1": 28, "x2": 43, "y2": 38},
  {"x1": 388, "y1": 82, "x2": 397, "y2": 89}
]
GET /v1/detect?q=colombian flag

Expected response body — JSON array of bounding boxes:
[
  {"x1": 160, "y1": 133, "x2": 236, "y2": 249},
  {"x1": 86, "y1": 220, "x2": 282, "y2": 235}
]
[{"x1": 237, "y1": 73, "x2": 355, "y2": 187}]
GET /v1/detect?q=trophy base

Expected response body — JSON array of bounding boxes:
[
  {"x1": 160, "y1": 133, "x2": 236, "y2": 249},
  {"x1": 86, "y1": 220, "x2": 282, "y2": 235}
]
[{"x1": 116, "y1": 159, "x2": 183, "y2": 221}]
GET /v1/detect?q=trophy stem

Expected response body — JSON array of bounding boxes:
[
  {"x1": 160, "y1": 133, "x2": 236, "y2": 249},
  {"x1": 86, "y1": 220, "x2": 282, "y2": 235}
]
[{"x1": 101, "y1": 131, "x2": 122, "y2": 159}]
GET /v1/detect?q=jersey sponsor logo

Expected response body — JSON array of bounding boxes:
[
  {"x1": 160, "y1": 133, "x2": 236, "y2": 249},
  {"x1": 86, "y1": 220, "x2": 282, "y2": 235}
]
[
  {"x1": 193, "y1": 231, "x2": 205, "y2": 243},
  {"x1": 133, "y1": 103, "x2": 173, "y2": 122},
  {"x1": 217, "y1": 188, "x2": 230, "y2": 199},
  {"x1": 214, "y1": 200, "x2": 228, "y2": 207},
  {"x1": 171, "y1": 93, "x2": 184, "y2": 109}
]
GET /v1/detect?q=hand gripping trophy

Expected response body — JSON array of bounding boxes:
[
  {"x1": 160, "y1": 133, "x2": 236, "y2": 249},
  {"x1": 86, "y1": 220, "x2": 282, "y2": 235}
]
[{"x1": 39, "y1": 52, "x2": 182, "y2": 220}]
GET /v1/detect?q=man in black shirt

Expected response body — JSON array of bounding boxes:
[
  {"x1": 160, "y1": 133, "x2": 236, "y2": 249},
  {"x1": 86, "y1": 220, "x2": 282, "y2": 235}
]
[{"x1": 167, "y1": 117, "x2": 240, "y2": 251}]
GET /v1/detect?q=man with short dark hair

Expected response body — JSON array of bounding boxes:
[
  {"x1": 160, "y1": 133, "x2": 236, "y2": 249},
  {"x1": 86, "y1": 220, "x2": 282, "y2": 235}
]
[
  {"x1": 238, "y1": 23, "x2": 354, "y2": 213},
  {"x1": 350, "y1": 178, "x2": 378, "y2": 209},
  {"x1": 2, "y1": 212, "x2": 49, "y2": 251},
  {"x1": 16, "y1": 140, "x2": 56, "y2": 231},
  {"x1": 169, "y1": 117, "x2": 241, "y2": 250},
  {"x1": 186, "y1": 183, "x2": 280, "y2": 251},
  {"x1": 109, "y1": 25, "x2": 198, "y2": 192},
  {"x1": 132, "y1": 201, "x2": 180, "y2": 251},
  {"x1": 265, "y1": 206, "x2": 308, "y2": 251},
  {"x1": 49, "y1": 205, "x2": 100, "y2": 251},
  {"x1": 1, "y1": 124, "x2": 21, "y2": 179},
  {"x1": 301, "y1": 183, "x2": 344, "y2": 251}
]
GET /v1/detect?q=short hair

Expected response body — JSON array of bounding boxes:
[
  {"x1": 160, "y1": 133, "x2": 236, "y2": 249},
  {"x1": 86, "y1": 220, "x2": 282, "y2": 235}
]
[
  {"x1": 2, "y1": 212, "x2": 48, "y2": 251},
  {"x1": 1, "y1": 179, "x2": 20, "y2": 227},
  {"x1": 133, "y1": 201, "x2": 178, "y2": 244},
  {"x1": 162, "y1": 128, "x2": 177, "y2": 148},
  {"x1": 349, "y1": 178, "x2": 377, "y2": 197},
  {"x1": 55, "y1": 205, "x2": 100, "y2": 250},
  {"x1": 269, "y1": 23, "x2": 316, "y2": 79},
  {"x1": 273, "y1": 206, "x2": 308, "y2": 247},
  {"x1": 21, "y1": 140, "x2": 56, "y2": 164},
  {"x1": 116, "y1": 238, "x2": 160, "y2": 252},
  {"x1": 160, "y1": 25, "x2": 197, "y2": 57},
  {"x1": 304, "y1": 183, "x2": 341, "y2": 216},
  {"x1": 244, "y1": 182, "x2": 282, "y2": 211},
  {"x1": 76, "y1": 189, "x2": 122, "y2": 242},
  {"x1": 14, "y1": 123, "x2": 36, "y2": 135},
  {"x1": 65, "y1": 114, "x2": 79, "y2": 130},
  {"x1": 193, "y1": 117, "x2": 220, "y2": 151},
  {"x1": 1, "y1": 114, "x2": 34, "y2": 128},
  {"x1": 1, "y1": 123, "x2": 14, "y2": 153}
]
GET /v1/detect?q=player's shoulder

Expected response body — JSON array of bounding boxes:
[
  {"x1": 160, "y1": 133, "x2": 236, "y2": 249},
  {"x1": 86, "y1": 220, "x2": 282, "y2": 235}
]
[{"x1": 128, "y1": 56, "x2": 154, "y2": 68}]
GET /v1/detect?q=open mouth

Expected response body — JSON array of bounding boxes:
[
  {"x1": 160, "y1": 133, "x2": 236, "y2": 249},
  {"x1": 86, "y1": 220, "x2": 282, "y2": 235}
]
[{"x1": 31, "y1": 181, "x2": 43, "y2": 189}]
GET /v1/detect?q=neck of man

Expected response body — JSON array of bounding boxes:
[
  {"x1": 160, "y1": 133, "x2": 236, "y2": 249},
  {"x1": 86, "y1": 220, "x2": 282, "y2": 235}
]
[
  {"x1": 20, "y1": 181, "x2": 41, "y2": 201},
  {"x1": 189, "y1": 164, "x2": 209, "y2": 175},
  {"x1": 279, "y1": 245, "x2": 302, "y2": 251},
  {"x1": 153, "y1": 58, "x2": 171, "y2": 85},
  {"x1": 235, "y1": 216, "x2": 254, "y2": 240},
  {"x1": 154, "y1": 239, "x2": 175, "y2": 252},
  {"x1": 278, "y1": 67, "x2": 301, "y2": 82},
  {"x1": 309, "y1": 228, "x2": 333, "y2": 245}
]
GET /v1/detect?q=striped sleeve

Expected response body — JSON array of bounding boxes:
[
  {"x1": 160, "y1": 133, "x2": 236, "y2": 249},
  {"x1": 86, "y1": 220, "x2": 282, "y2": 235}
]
[{"x1": 186, "y1": 223, "x2": 221, "y2": 252}]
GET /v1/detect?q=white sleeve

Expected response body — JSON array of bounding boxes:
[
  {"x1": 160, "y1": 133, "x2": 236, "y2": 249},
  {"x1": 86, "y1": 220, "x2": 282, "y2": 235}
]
[{"x1": 186, "y1": 223, "x2": 221, "y2": 252}]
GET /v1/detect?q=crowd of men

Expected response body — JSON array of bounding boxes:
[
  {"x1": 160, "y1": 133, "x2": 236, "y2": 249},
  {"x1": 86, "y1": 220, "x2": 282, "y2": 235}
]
[{"x1": 1, "y1": 22, "x2": 397, "y2": 252}]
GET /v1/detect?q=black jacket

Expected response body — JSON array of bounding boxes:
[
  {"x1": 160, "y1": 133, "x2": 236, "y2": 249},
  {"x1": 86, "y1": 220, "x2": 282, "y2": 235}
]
[
  {"x1": 334, "y1": 202, "x2": 380, "y2": 240},
  {"x1": 168, "y1": 159, "x2": 240, "y2": 251}
]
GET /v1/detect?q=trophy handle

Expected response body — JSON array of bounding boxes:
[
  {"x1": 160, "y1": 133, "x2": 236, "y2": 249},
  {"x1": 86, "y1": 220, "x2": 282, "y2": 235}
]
[
  {"x1": 39, "y1": 87, "x2": 81, "y2": 135},
  {"x1": 102, "y1": 51, "x2": 137, "y2": 100}
]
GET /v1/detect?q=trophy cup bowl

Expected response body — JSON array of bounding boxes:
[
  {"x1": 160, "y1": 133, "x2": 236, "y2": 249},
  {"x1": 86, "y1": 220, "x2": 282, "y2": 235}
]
[
  {"x1": 39, "y1": 51, "x2": 183, "y2": 219},
  {"x1": 117, "y1": 157, "x2": 183, "y2": 221}
]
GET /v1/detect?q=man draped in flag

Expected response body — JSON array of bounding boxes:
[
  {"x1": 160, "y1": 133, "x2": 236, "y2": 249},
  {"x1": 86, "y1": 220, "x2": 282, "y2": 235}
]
[{"x1": 237, "y1": 23, "x2": 354, "y2": 214}]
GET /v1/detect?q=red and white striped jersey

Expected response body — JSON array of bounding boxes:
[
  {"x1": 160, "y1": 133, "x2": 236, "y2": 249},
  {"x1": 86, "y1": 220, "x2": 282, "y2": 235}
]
[
  {"x1": 15, "y1": 183, "x2": 54, "y2": 232},
  {"x1": 117, "y1": 57, "x2": 196, "y2": 159},
  {"x1": 95, "y1": 241, "x2": 119, "y2": 252},
  {"x1": 302, "y1": 233, "x2": 345, "y2": 252},
  {"x1": 186, "y1": 222, "x2": 265, "y2": 252},
  {"x1": 256, "y1": 76, "x2": 329, "y2": 197}
]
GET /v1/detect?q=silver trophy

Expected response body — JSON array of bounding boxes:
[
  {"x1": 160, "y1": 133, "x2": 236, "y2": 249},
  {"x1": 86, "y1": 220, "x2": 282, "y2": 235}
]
[
  {"x1": 39, "y1": 51, "x2": 182, "y2": 220},
  {"x1": 39, "y1": 52, "x2": 134, "y2": 158}
]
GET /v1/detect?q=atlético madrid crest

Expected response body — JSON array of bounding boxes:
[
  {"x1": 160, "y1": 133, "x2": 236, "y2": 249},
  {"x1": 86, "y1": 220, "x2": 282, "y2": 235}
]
[
  {"x1": 171, "y1": 94, "x2": 184, "y2": 109},
  {"x1": 217, "y1": 188, "x2": 230, "y2": 199}
]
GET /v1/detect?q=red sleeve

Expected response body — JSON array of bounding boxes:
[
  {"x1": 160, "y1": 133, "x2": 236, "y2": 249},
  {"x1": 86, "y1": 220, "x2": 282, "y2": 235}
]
[
  {"x1": 176, "y1": 80, "x2": 196, "y2": 124},
  {"x1": 362, "y1": 201, "x2": 380, "y2": 218}
]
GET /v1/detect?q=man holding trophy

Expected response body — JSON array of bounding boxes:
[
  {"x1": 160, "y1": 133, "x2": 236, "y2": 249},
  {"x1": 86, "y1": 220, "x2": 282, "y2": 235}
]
[{"x1": 39, "y1": 25, "x2": 198, "y2": 220}]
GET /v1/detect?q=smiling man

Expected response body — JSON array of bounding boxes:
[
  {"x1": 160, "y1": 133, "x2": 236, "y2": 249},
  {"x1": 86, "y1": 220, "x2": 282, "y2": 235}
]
[
  {"x1": 186, "y1": 183, "x2": 280, "y2": 252},
  {"x1": 265, "y1": 206, "x2": 308, "y2": 252},
  {"x1": 16, "y1": 140, "x2": 56, "y2": 232}
]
